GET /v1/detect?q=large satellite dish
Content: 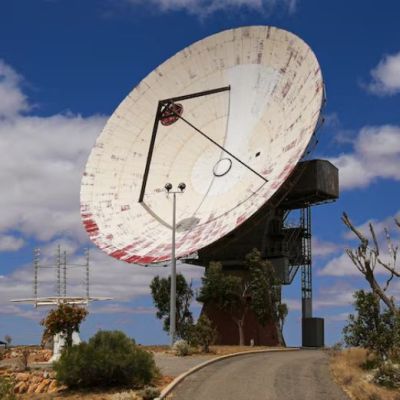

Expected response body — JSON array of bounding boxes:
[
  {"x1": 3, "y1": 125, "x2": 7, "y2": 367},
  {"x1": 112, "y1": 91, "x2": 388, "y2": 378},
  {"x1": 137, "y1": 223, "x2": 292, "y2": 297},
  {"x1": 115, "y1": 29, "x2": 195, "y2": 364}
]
[{"x1": 81, "y1": 26, "x2": 324, "y2": 264}]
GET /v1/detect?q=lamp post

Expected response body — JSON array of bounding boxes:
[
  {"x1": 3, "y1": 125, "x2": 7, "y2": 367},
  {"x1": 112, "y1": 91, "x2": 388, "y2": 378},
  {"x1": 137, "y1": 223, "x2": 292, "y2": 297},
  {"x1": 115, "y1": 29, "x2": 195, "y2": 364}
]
[{"x1": 165, "y1": 182, "x2": 186, "y2": 346}]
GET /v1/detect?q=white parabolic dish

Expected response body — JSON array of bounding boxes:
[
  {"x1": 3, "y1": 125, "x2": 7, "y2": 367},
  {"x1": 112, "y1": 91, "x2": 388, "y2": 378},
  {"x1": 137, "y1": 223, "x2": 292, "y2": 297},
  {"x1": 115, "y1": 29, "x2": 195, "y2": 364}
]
[{"x1": 81, "y1": 26, "x2": 324, "y2": 264}]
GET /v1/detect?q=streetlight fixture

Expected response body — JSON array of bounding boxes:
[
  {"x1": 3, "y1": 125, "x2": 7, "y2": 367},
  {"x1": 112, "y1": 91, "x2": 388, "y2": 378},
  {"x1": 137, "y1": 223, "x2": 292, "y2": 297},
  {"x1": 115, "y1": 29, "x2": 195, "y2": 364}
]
[{"x1": 165, "y1": 182, "x2": 186, "y2": 346}]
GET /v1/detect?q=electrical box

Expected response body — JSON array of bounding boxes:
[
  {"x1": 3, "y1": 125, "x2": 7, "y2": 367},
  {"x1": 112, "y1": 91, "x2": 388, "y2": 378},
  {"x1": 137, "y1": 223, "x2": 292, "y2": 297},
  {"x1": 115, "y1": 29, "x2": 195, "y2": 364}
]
[{"x1": 302, "y1": 317, "x2": 324, "y2": 347}]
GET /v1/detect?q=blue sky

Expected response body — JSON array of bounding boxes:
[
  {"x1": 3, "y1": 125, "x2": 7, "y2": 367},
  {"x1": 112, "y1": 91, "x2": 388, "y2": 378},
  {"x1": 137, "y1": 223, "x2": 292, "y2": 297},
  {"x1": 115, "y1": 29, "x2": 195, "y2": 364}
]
[{"x1": 0, "y1": 0, "x2": 400, "y2": 346}]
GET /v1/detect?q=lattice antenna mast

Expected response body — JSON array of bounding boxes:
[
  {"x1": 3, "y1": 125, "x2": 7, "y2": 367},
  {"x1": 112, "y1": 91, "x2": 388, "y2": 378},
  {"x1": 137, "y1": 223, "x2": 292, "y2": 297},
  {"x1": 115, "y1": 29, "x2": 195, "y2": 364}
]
[
  {"x1": 33, "y1": 248, "x2": 40, "y2": 303},
  {"x1": 301, "y1": 206, "x2": 312, "y2": 319},
  {"x1": 85, "y1": 248, "x2": 90, "y2": 299},
  {"x1": 63, "y1": 250, "x2": 67, "y2": 297},
  {"x1": 14, "y1": 246, "x2": 111, "y2": 309},
  {"x1": 56, "y1": 245, "x2": 61, "y2": 297}
]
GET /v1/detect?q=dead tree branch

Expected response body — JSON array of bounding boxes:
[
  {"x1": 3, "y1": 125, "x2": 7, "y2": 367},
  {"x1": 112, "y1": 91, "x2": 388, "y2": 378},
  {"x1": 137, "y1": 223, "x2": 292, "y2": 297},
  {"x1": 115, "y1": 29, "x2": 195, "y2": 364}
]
[{"x1": 342, "y1": 212, "x2": 397, "y2": 314}]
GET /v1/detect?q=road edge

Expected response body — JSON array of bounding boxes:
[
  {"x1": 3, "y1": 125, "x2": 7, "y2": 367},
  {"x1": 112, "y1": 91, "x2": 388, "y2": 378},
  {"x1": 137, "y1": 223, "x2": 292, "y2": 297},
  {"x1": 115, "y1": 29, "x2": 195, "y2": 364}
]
[{"x1": 156, "y1": 347, "x2": 300, "y2": 399}]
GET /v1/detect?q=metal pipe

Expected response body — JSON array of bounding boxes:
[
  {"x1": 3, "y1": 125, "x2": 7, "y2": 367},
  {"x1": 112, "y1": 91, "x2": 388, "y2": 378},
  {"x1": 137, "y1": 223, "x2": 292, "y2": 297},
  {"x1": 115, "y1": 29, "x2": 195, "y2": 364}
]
[{"x1": 170, "y1": 192, "x2": 177, "y2": 346}]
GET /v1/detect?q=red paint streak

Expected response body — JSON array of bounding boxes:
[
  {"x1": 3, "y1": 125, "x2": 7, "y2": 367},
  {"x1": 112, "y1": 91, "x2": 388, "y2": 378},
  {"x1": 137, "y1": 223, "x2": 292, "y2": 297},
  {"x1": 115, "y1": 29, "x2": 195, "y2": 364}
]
[
  {"x1": 282, "y1": 139, "x2": 297, "y2": 153},
  {"x1": 138, "y1": 256, "x2": 157, "y2": 264},
  {"x1": 124, "y1": 255, "x2": 141, "y2": 263},
  {"x1": 236, "y1": 215, "x2": 246, "y2": 225},
  {"x1": 110, "y1": 249, "x2": 127, "y2": 259},
  {"x1": 83, "y1": 218, "x2": 99, "y2": 236},
  {"x1": 262, "y1": 167, "x2": 273, "y2": 175},
  {"x1": 277, "y1": 163, "x2": 293, "y2": 179},
  {"x1": 121, "y1": 245, "x2": 134, "y2": 252},
  {"x1": 271, "y1": 180, "x2": 282, "y2": 190}
]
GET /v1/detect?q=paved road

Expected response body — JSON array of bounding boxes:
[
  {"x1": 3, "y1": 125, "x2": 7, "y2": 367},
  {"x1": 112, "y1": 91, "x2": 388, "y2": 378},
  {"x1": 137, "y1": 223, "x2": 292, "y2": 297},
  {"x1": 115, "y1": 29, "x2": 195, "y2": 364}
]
[
  {"x1": 153, "y1": 353, "x2": 216, "y2": 377},
  {"x1": 171, "y1": 350, "x2": 349, "y2": 400}
]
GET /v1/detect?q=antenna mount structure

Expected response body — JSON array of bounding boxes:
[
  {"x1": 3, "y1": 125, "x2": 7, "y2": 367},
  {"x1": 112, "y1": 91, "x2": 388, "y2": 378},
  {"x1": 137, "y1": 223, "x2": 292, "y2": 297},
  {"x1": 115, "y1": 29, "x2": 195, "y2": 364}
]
[{"x1": 81, "y1": 26, "x2": 339, "y2": 348}]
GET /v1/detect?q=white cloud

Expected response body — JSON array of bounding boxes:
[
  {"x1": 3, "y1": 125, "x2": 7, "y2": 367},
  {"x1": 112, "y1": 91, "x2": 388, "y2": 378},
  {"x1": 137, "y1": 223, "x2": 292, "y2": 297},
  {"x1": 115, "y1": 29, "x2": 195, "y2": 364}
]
[
  {"x1": 91, "y1": 304, "x2": 156, "y2": 314},
  {"x1": 0, "y1": 234, "x2": 25, "y2": 252},
  {"x1": 0, "y1": 60, "x2": 107, "y2": 242},
  {"x1": 319, "y1": 245, "x2": 398, "y2": 278},
  {"x1": 330, "y1": 125, "x2": 400, "y2": 190},
  {"x1": 319, "y1": 240, "x2": 399, "y2": 277},
  {"x1": 0, "y1": 60, "x2": 30, "y2": 118},
  {"x1": 343, "y1": 211, "x2": 400, "y2": 241},
  {"x1": 312, "y1": 238, "x2": 341, "y2": 258},
  {"x1": 318, "y1": 253, "x2": 359, "y2": 277},
  {"x1": 314, "y1": 282, "x2": 355, "y2": 308},
  {"x1": 325, "y1": 312, "x2": 350, "y2": 323},
  {"x1": 323, "y1": 112, "x2": 340, "y2": 129},
  {"x1": 366, "y1": 51, "x2": 400, "y2": 96},
  {"x1": 283, "y1": 297, "x2": 301, "y2": 311},
  {"x1": 320, "y1": 210, "x2": 400, "y2": 278},
  {"x1": 125, "y1": 0, "x2": 297, "y2": 17},
  {"x1": 0, "y1": 304, "x2": 43, "y2": 320}
]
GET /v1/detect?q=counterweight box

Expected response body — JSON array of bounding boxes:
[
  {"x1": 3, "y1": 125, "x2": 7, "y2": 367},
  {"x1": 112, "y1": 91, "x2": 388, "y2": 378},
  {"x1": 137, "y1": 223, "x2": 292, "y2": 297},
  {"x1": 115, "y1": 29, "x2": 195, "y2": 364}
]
[{"x1": 302, "y1": 317, "x2": 324, "y2": 347}]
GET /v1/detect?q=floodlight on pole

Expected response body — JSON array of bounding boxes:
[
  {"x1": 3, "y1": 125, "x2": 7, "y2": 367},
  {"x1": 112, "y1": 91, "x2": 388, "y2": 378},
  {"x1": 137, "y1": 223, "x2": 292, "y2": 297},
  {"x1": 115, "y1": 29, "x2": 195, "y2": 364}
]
[{"x1": 165, "y1": 182, "x2": 185, "y2": 346}]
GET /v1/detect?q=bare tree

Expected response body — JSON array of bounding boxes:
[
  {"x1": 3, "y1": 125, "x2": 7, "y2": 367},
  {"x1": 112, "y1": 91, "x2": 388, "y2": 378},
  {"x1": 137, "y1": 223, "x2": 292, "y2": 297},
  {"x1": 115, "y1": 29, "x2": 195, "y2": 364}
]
[
  {"x1": 342, "y1": 212, "x2": 399, "y2": 314},
  {"x1": 4, "y1": 335, "x2": 12, "y2": 348}
]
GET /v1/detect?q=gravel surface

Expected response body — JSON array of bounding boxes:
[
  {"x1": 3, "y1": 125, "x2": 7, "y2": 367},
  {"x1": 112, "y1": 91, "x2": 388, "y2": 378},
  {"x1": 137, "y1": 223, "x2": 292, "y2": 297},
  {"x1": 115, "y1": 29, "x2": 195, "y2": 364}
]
[
  {"x1": 153, "y1": 353, "x2": 216, "y2": 377},
  {"x1": 171, "y1": 350, "x2": 349, "y2": 400}
]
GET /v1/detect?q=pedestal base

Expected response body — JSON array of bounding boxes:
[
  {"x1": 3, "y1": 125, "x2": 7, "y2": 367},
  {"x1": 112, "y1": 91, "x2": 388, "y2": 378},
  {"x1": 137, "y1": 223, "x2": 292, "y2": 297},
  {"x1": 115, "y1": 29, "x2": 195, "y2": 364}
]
[
  {"x1": 202, "y1": 304, "x2": 282, "y2": 346},
  {"x1": 49, "y1": 331, "x2": 81, "y2": 362}
]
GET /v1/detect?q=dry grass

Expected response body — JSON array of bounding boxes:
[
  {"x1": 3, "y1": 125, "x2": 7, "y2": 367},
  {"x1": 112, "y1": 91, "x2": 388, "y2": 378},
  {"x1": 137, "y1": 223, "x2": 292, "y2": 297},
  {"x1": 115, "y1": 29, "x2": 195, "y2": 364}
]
[
  {"x1": 143, "y1": 344, "x2": 285, "y2": 356},
  {"x1": 330, "y1": 348, "x2": 400, "y2": 400},
  {"x1": 207, "y1": 345, "x2": 284, "y2": 355},
  {"x1": 141, "y1": 345, "x2": 169, "y2": 353}
]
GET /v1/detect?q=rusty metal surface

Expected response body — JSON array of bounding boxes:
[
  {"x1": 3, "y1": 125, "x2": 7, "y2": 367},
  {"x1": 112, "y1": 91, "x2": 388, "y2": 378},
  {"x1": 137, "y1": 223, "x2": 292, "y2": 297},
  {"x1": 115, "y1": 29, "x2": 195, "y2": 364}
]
[{"x1": 81, "y1": 26, "x2": 324, "y2": 264}]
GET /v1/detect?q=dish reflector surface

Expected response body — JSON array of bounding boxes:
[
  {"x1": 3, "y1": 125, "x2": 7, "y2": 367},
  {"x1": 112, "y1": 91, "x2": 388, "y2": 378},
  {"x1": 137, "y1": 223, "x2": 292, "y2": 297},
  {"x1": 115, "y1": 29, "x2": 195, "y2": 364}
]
[{"x1": 81, "y1": 26, "x2": 324, "y2": 264}]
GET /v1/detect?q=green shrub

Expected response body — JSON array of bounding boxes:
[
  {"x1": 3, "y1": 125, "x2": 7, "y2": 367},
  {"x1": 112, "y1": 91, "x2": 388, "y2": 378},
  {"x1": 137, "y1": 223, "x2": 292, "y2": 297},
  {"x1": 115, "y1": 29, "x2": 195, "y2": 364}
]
[
  {"x1": 373, "y1": 362, "x2": 400, "y2": 388},
  {"x1": 0, "y1": 376, "x2": 16, "y2": 400},
  {"x1": 138, "y1": 386, "x2": 161, "y2": 400},
  {"x1": 54, "y1": 330, "x2": 157, "y2": 388},
  {"x1": 361, "y1": 357, "x2": 380, "y2": 371},
  {"x1": 192, "y1": 315, "x2": 216, "y2": 353},
  {"x1": 172, "y1": 339, "x2": 190, "y2": 356},
  {"x1": 343, "y1": 290, "x2": 400, "y2": 362}
]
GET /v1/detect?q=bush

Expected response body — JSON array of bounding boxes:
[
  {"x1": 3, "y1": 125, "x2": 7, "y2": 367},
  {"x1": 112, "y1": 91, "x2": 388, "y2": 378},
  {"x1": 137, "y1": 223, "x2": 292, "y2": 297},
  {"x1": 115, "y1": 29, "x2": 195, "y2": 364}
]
[
  {"x1": 361, "y1": 356, "x2": 380, "y2": 371},
  {"x1": 138, "y1": 386, "x2": 161, "y2": 400},
  {"x1": 54, "y1": 330, "x2": 158, "y2": 388},
  {"x1": 331, "y1": 341, "x2": 343, "y2": 352},
  {"x1": 41, "y1": 304, "x2": 88, "y2": 348},
  {"x1": 373, "y1": 362, "x2": 400, "y2": 389},
  {"x1": 343, "y1": 290, "x2": 400, "y2": 362},
  {"x1": 4, "y1": 335, "x2": 12, "y2": 347},
  {"x1": 191, "y1": 315, "x2": 217, "y2": 353},
  {"x1": 110, "y1": 390, "x2": 140, "y2": 400},
  {"x1": 172, "y1": 339, "x2": 190, "y2": 356},
  {"x1": 0, "y1": 376, "x2": 16, "y2": 400}
]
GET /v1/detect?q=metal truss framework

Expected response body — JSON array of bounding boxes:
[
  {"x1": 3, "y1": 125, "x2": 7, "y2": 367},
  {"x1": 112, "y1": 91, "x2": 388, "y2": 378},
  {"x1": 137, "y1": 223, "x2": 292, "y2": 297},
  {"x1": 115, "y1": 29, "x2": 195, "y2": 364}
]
[{"x1": 300, "y1": 206, "x2": 312, "y2": 318}]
